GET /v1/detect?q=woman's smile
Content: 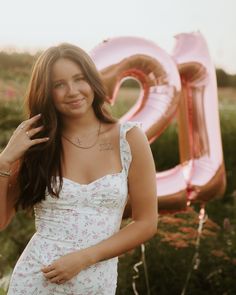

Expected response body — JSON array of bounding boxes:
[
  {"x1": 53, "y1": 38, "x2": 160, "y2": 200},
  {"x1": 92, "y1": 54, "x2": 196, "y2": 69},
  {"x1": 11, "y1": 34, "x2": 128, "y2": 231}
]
[{"x1": 66, "y1": 98, "x2": 86, "y2": 108}]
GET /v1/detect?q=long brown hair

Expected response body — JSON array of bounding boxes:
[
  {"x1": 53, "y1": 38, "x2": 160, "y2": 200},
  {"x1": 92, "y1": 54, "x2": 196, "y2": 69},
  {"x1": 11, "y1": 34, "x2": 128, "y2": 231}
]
[{"x1": 16, "y1": 43, "x2": 116, "y2": 212}]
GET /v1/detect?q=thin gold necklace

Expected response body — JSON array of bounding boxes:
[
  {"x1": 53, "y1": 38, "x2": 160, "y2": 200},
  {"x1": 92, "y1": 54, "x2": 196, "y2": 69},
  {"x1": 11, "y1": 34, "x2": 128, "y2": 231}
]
[{"x1": 62, "y1": 122, "x2": 101, "y2": 149}]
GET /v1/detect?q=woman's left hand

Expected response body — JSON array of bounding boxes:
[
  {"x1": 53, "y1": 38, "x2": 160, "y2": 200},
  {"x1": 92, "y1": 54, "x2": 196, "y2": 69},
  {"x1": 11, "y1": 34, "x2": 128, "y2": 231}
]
[{"x1": 41, "y1": 251, "x2": 88, "y2": 284}]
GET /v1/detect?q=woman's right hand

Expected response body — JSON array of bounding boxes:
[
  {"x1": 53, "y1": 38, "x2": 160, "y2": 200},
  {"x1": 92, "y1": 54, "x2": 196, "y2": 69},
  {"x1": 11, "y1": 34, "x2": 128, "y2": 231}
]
[{"x1": 0, "y1": 114, "x2": 49, "y2": 166}]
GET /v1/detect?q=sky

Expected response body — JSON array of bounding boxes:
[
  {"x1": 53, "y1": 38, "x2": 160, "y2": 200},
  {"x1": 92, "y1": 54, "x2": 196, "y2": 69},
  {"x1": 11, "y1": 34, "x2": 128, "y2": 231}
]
[{"x1": 0, "y1": 0, "x2": 235, "y2": 74}]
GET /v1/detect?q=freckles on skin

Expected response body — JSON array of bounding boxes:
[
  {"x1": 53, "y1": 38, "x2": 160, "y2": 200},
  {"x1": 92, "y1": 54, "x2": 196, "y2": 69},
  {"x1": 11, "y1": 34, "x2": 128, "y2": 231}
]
[{"x1": 50, "y1": 58, "x2": 95, "y2": 116}]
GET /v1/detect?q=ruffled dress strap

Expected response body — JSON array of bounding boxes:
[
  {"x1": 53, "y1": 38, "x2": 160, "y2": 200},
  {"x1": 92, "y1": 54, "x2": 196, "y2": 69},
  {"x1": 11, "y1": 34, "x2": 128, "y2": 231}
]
[{"x1": 120, "y1": 121, "x2": 143, "y2": 176}]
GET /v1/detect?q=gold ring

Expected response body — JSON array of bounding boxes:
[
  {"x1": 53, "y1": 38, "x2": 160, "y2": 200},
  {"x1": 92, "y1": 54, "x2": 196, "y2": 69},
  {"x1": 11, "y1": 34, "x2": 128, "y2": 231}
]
[{"x1": 20, "y1": 123, "x2": 26, "y2": 129}]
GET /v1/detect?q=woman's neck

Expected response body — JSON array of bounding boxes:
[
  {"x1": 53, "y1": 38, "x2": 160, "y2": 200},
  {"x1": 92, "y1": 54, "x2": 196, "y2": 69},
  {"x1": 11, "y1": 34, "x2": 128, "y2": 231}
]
[{"x1": 61, "y1": 109, "x2": 100, "y2": 137}]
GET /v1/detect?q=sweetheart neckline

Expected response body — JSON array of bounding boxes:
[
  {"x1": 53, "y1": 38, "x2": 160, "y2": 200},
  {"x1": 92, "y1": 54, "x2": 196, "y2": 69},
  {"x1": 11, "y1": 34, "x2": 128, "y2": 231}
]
[
  {"x1": 58, "y1": 167, "x2": 125, "y2": 187},
  {"x1": 58, "y1": 123, "x2": 127, "y2": 187}
]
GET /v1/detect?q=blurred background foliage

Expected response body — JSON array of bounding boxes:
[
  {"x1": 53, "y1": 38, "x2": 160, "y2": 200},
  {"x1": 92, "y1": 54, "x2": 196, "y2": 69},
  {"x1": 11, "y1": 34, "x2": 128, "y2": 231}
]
[{"x1": 0, "y1": 52, "x2": 236, "y2": 294}]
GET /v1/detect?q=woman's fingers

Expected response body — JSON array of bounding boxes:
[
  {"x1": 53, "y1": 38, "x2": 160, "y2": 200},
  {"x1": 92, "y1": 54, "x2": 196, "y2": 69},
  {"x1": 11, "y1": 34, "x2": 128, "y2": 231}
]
[
  {"x1": 31, "y1": 137, "x2": 50, "y2": 145},
  {"x1": 18, "y1": 116, "x2": 50, "y2": 146},
  {"x1": 43, "y1": 269, "x2": 58, "y2": 279},
  {"x1": 50, "y1": 276, "x2": 64, "y2": 284},
  {"x1": 42, "y1": 269, "x2": 66, "y2": 284},
  {"x1": 20, "y1": 123, "x2": 49, "y2": 146},
  {"x1": 27, "y1": 125, "x2": 44, "y2": 138},
  {"x1": 1, "y1": 114, "x2": 48, "y2": 164},
  {"x1": 27, "y1": 113, "x2": 42, "y2": 127},
  {"x1": 43, "y1": 271, "x2": 65, "y2": 284},
  {"x1": 17, "y1": 114, "x2": 42, "y2": 132}
]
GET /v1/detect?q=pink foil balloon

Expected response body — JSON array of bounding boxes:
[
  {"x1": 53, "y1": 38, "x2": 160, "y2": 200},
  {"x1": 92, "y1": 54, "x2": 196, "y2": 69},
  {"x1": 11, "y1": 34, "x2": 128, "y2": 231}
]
[
  {"x1": 90, "y1": 33, "x2": 226, "y2": 213},
  {"x1": 173, "y1": 32, "x2": 226, "y2": 203},
  {"x1": 91, "y1": 36, "x2": 187, "y2": 213},
  {"x1": 90, "y1": 37, "x2": 181, "y2": 141}
]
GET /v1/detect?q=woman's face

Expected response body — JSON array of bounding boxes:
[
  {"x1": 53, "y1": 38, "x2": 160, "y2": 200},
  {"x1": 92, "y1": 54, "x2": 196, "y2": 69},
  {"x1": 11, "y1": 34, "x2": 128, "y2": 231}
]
[{"x1": 51, "y1": 58, "x2": 95, "y2": 118}]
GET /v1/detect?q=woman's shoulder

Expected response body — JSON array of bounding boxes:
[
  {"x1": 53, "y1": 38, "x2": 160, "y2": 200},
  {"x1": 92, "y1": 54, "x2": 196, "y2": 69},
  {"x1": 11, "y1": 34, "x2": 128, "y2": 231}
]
[
  {"x1": 125, "y1": 122, "x2": 147, "y2": 149},
  {"x1": 100, "y1": 120, "x2": 145, "y2": 145},
  {"x1": 100, "y1": 121, "x2": 120, "y2": 136},
  {"x1": 103, "y1": 120, "x2": 143, "y2": 134}
]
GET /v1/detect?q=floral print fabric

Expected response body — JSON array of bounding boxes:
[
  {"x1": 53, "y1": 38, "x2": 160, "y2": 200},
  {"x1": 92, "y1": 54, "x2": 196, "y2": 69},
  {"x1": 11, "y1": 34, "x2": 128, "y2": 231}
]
[{"x1": 7, "y1": 121, "x2": 142, "y2": 295}]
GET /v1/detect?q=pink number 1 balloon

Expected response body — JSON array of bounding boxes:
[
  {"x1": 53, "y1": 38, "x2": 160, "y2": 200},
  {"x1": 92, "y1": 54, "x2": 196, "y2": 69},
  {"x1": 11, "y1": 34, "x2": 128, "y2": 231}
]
[{"x1": 173, "y1": 32, "x2": 226, "y2": 203}]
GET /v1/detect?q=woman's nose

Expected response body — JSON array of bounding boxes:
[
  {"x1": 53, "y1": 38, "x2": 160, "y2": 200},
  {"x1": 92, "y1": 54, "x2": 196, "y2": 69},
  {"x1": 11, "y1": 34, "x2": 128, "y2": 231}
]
[{"x1": 68, "y1": 82, "x2": 79, "y2": 96}]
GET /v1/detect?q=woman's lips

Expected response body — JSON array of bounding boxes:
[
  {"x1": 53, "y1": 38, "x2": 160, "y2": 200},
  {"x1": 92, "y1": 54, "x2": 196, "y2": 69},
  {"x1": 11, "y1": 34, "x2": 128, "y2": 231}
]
[{"x1": 67, "y1": 98, "x2": 85, "y2": 107}]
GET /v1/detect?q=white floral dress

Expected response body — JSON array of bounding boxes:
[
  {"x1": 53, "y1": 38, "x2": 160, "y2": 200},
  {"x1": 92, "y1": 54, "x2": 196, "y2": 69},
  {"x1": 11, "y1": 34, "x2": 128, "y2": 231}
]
[{"x1": 7, "y1": 121, "x2": 141, "y2": 295}]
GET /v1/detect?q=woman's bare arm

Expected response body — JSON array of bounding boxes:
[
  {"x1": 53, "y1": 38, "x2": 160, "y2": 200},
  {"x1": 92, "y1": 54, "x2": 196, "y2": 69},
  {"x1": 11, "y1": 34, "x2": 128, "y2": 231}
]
[
  {"x1": 0, "y1": 114, "x2": 49, "y2": 230},
  {"x1": 81, "y1": 126, "x2": 158, "y2": 264},
  {"x1": 0, "y1": 157, "x2": 20, "y2": 230}
]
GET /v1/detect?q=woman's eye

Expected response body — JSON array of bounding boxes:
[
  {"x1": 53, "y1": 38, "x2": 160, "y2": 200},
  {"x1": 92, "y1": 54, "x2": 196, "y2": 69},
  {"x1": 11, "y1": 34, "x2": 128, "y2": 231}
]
[
  {"x1": 75, "y1": 77, "x2": 84, "y2": 82},
  {"x1": 54, "y1": 83, "x2": 65, "y2": 88}
]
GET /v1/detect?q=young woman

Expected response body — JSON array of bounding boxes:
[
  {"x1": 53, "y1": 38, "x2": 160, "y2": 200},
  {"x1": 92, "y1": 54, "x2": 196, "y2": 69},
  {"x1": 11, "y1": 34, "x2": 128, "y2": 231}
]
[{"x1": 0, "y1": 43, "x2": 158, "y2": 294}]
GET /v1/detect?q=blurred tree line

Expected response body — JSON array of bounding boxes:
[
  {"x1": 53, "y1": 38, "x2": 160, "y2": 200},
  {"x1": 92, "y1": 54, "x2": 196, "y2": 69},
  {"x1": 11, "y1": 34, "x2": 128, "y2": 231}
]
[
  {"x1": 123, "y1": 68, "x2": 236, "y2": 88},
  {"x1": 0, "y1": 51, "x2": 37, "y2": 82},
  {"x1": 216, "y1": 69, "x2": 236, "y2": 88},
  {"x1": 0, "y1": 51, "x2": 236, "y2": 87}
]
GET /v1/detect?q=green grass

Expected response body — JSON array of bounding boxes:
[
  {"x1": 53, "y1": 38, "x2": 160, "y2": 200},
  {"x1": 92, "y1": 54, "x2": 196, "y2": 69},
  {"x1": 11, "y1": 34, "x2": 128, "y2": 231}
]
[{"x1": 0, "y1": 86, "x2": 236, "y2": 294}]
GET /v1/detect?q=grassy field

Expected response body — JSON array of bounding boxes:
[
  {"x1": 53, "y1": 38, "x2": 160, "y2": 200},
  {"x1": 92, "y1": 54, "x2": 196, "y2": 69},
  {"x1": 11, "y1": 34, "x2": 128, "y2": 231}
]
[{"x1": 0, "y1": 84, "x2": 236, "y2": 294}]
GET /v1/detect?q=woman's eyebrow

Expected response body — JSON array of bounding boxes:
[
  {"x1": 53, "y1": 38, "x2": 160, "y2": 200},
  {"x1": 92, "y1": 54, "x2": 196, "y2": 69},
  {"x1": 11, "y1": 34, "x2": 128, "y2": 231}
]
[
  {"x1": 52, "y1": 73, "x2": 84, "y2": 83},
  {"x1": 73, "y1": 73, "x2": 84, "y2": 78}
]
